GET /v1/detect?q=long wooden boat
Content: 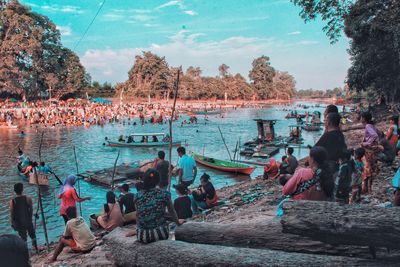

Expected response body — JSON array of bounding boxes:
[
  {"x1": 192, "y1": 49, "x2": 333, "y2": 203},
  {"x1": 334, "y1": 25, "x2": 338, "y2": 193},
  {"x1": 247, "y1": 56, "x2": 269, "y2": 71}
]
[
  {"x1": 107, "y1": 132, "x2": 181, "y2": 147},
  {"x1": 193, "y1": 154, "x2": 255, "y2": 175}
]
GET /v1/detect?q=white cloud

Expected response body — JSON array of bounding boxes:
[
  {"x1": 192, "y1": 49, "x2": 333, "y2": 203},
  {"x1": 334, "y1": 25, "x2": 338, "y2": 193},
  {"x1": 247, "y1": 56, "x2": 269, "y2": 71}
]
[
  {"x1": 103, "y1": 13, "x2": 125, "y2": 21},
  {"x1": 183, "y1": 10, "x2": 197, "y2": 16},
  {"x1": 131, "y1": 14, "x2": 154, "y2": 22},
  {"x1": 288, "y1": 31, "x2": 301, "y2": 35},
  {"x1": 81, "y1": 30, "x2": 349, "y2": 90},
  {"x1": 156, "y1": 0, "x2": 183, "y2": 9},
  {"x1": 56, "y1": 26, "x2": 72, "y2": 36},
  {"x1": 41, "y1": 5, "x2": 83, "y2": 14}
]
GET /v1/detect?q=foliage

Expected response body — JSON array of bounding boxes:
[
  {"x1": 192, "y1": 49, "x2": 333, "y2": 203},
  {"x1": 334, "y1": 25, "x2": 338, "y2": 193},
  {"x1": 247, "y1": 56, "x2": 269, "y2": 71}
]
[
  {"x1": 290, "y1": 0, "x2": 355, "y2": 43},
  {"x1": 345, "y1": 0, "x2": 400, "y2": 103},
  {"x1": 296, "y1": 87, "x2": 344, "y2": 98},
  {"x1": 0, "y1": 1, "x2": 88, "y2": 99},
  {"x1": 87, "y1": 81, "x2": 115, "y2": 98},
  {"x1": 248, "y1": 56, "x2": 276, "y2": 99}
]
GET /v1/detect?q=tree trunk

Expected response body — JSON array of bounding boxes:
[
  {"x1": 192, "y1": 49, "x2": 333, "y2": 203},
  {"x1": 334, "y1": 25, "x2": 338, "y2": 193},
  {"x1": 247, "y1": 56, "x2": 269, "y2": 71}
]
[
  {"x1": 281, "y1": 200, "x2": 400, "y2": 249},
  {"x1": 104, "y1": 228, "x2": 383, "y2": 267},
  {"x1": 175, "y1": 221, "x2": 371, "y2": 258}
]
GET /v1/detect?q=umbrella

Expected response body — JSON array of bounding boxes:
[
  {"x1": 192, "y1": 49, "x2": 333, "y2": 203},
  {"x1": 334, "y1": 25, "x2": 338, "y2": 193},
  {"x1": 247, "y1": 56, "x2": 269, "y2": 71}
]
[{"x1": 91, "y1": 98, "x2": 112, "y2": 103}]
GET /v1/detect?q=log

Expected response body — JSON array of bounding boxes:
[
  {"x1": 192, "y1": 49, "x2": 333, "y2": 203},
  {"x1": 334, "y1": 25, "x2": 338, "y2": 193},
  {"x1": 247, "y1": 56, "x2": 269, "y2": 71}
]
[
  {"x1": 104, "y1": 228, "x2": 383, "y2": 267},
  {"x1": 175, "y1": 221, "x2": 372, "y2": 257},
  {"x1": 281, "y1": 200, "x2": 400, "y2": 249}
]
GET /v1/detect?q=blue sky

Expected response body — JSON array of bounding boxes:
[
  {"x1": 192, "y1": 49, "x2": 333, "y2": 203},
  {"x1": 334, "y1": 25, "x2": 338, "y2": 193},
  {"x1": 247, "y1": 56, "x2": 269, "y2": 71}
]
[{"x1": 21, "y1": 0, "x2": 350, "y2": 90}]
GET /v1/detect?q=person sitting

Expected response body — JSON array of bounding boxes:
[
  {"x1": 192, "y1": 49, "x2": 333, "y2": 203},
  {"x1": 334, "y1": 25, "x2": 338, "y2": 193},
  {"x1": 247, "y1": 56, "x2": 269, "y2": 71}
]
[
  {"x1": 134, "y1": 169, "x2": 180, "y2": 243},
  {"x1": 127, "y1": 135, "x2": 134, "y2": 143},
  {"x1": 93, "y1": 191, "x2": 124, "y2": 232},
  {"x1": 49, "y1": 207, "x2": 96, "y2": 263},
  {"x1": 118, "y1": 184, "x2": 136, "y2": 224},
  {"x1": 118, "y1": 135, "x2": 125, "y2": 142},
  {"x1": 38, "y1": 162, "x2": 51, "y2": 174},
  {"x1": 174, "y1": 184, "x2": 193, "y2": 224},
  {"x1": 162, "y1": 134, "x2": 170, "y2": 142},
  {"x1": 335, "y1": 149, "x2": 353, "y2": 204},
  {"x1": 141, "y1": 136, "x2": 145, "y2": 143},
  {"x1": 263, "y1": 158, "x2": 279, "y2": 179},
  {"x1": 377, "y1": 137, "x2": 396, "y2": 165},
  {"x1": 191, "y1": 173, "x2": 218, "y2": 213},
  {"x1": 152, "y1": 135, "x2": 159, "y2": 142},
  {"x1": 282, "y1": 146, "x2": 334, "y2": 201},
  {"x1": 385, "y1": 115, "x2": 399, "y2": 147},
  {"x1": 279, "y1": 156, "x2": 289, "y2": 174}
]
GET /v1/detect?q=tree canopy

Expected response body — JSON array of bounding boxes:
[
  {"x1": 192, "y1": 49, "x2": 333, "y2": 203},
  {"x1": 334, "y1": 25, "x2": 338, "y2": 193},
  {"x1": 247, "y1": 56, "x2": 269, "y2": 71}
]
[
  {"x1": 292, "y1": 0, "x2": 400, "y2": 103},
  {"x1": 0, "y1": 0, "x2": 88, "y2": 100},
  {"x1": 117, "y1": 52, "x2": 296, "y2": 100}
]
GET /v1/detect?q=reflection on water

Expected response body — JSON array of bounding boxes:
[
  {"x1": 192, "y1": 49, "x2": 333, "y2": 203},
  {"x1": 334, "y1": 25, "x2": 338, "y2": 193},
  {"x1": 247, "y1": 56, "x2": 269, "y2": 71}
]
[{"x1": 0, "y1": 103, "x2": 325, "y2": 243}]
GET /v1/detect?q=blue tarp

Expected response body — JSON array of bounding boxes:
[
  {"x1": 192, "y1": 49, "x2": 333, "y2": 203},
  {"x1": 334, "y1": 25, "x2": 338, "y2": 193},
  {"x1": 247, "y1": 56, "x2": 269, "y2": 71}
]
[{"x1": 91, "y1": 98, "x2": 112, "y2": 103}]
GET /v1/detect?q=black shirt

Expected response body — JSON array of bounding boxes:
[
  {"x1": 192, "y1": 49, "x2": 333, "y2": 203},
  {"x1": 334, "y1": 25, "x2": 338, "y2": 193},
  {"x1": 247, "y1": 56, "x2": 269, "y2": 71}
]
[
  {"x1": 315, "y1": 130, "x2": 347, "y2": 162},
  {"x1": 173, "y1": 196, "x2": 192, "y2": 219},
  {"x1": 156, "y1": 160, "x2": 170, "y2": 188},
  {"x1": 119, "y1": 192, "x2": 135, "y2": 214}
]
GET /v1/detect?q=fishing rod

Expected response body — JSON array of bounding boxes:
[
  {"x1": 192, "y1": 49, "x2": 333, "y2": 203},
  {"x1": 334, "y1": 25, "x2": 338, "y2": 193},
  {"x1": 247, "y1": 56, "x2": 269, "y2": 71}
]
[
  {"x1": 72, "y1": 146, "x2": 82, "y2": 215},
  {"x1": 218, "y1": 126, "x2": 233, "y2": 161}
]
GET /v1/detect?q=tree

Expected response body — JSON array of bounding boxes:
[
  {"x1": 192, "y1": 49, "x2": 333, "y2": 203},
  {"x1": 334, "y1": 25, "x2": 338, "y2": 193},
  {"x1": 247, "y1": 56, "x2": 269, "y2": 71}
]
[
  {"x1": 0, "y1": 1, "x2": 88, "y2": 99},
  {"x1": 186, "y1": 66, "x2": 202, "y2": 79},
  {"x1": 290, "y1": 0, "x2": 354, "y2": 43},
  {"x1": 124, "y1": 51, "x2": 169, "y2": 98},
  {"x1": 249, "y1": 56, "x2": 275, "y2": 99},
  {"x1": 273, "y1": 71, "x2": 296, "y2": 100},
  {"x1": 345, "y1": 0, "x2": 400, "y2": 103},
  {"x1": 218, "y1": 64, "x2": 230, "y2": 78}
]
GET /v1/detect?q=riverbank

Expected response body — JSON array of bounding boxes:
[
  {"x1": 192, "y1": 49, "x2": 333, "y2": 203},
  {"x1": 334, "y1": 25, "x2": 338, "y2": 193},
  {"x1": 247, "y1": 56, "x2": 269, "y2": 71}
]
[{"x1": 30, "y1": 104, "x2": 400, "y2": 266}]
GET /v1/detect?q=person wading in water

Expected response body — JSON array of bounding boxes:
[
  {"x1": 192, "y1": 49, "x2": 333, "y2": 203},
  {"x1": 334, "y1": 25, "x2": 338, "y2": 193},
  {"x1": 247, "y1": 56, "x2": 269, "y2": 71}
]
[{"x1": 9, "y1": 183, "x2": 38, "y2": 253}]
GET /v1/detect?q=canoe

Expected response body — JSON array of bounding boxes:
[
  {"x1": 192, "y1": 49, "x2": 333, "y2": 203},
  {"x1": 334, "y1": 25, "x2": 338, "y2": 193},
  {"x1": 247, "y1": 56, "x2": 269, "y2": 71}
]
[
  {"x1": 193, "y1": 154, "x2": 255, "y2": 175},
  {"x1": 107, "y1": 140, "x2": 181, "y2": 147}
]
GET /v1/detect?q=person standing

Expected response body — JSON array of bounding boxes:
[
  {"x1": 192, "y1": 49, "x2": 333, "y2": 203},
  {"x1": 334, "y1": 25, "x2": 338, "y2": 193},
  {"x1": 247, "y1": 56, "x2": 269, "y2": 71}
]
[
  {"x1": 9, "y1": 183, "x2": 38, "y2": 252},
  {"x1": 177, "y1": 147, "x2": 197, "y2": 187},
  {"x1": 58, "y1": 175, "x2": 91, "y2": 224},
  {"x1": 153, "y1": 151, "x2": 171, "y2": 189}
]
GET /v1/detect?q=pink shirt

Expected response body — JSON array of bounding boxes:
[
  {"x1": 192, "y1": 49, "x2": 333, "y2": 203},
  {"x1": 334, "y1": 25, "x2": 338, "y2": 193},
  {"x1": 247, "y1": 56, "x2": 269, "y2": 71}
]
[
  {"x1": 282, "y1": 168, "x2": 328, "y2": 201},
  {"x1": 59, "y1": 187, "x2": 82, "y2": 215}
]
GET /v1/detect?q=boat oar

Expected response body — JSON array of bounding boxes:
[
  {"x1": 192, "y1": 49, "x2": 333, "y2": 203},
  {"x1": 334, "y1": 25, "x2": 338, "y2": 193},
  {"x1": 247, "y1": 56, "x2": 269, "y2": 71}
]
[
  {"x1": 218, "y1": 126, "x2": 232, "y2": 161},
  {"x1": 111, "y1": 151, "x2": 121, "y2": 191},
  {"x1": 72, "y1": 146, "x2": 82, "y2": 215},
  {"x1": 48, "y1": 170, "x2": 63, "y2": 185}
]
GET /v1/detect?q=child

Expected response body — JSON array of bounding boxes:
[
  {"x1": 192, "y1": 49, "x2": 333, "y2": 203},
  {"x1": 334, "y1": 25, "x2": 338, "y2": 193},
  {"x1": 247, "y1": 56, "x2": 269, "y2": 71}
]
[
  {"x1": 174, "y1": 184, "x2": 192, "y2": 223},
  {"x1": 351, "y1": 148, "x2": 365, "y2": 204},
  {"x1": 279, "y1": 156, "x2": 289, "y2": 174},
  {"x1": 335, "y1": 149, "x2": 353, "y2": 204}
]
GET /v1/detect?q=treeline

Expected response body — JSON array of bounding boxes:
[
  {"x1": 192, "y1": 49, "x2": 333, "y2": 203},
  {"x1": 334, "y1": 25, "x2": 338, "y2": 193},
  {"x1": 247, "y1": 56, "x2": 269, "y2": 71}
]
[
  {"x1": 296, "y1": 87, "x2": 344, "y2": 99},
  {"x1": 291, "y1": 0, "x2": 400, "y2": 103},
  {"x1": 116, "y1": 52, "x2": 296, "y2": 100}
]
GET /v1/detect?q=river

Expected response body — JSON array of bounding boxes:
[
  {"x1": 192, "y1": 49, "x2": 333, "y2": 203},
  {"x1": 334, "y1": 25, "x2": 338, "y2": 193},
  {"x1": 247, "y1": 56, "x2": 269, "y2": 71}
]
[{"x1": 0, "y1": 101, "x2": 325, "y2": 243}]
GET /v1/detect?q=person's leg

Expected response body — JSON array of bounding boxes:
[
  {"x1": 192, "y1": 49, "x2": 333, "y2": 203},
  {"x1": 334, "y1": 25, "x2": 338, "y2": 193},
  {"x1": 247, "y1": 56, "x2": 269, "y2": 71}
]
[
  {"x1": 393, "y1": 189, "x2": 400, "y2": 207},
  {"x1": 17, "y1": 228, "x2": 28, "y2": 242},
  {"x1": 61, "y1": 215, "x2": 68, "y2": 224},
  {"x1": 190, "y1": 195, "x2": 199, "y2": 213},
  {"x1": 50, "y1": 237, "x2": 68, "y2": 262},
  {"x1": 27, "y1": 223, "x2": 38, "y2": 252}
]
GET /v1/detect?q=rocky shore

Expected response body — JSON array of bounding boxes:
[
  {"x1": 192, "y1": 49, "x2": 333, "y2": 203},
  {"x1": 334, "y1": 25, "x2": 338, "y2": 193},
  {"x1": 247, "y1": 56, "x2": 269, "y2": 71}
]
[{"x1": 31, "y1": 105, "x2": 400, "y2": 266}]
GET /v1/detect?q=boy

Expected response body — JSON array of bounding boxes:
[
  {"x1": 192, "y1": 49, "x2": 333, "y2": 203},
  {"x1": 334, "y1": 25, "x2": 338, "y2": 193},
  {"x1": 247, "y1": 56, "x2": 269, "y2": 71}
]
[
  {"x1": 10, "y1": 183, "x2": 38, "y2": 252},
  {"x1": 335, "y1": 150, "x2": 353, "y2": 204},
  {"x1": 50, "y1": 206, "x2": 96, "y2": 262},
  {"x1": 351, "y1": 148, "x2": 365, "y2": 203}
]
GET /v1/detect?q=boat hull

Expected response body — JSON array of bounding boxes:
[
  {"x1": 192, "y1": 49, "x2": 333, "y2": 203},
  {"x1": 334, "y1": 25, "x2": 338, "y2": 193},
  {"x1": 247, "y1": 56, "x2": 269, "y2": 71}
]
[
  {"x1": 194, "y1": 154, "x2": 255, "y2": 175},
  {"x1": 107, "y1": 141, "x2": 181, "y2": 147}
]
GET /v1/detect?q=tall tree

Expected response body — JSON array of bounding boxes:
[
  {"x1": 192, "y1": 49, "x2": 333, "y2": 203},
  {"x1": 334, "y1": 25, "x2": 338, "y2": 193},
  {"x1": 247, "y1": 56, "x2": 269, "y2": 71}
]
[
  {"x1": 0, "y1": 0, "x2": 88, "y2": 99},
  {"x1": 218, "y1": 64, "x2": 230, "y2": 78},
  {"x1": 249, "y1": 56, "x2": 275, "y2": 99},
  {"x1": 273, "y1": 71, "x2": 296, "y2": 100},
  {"x1": 124, "y1": 51, "x2": 169, "y2": 98}
]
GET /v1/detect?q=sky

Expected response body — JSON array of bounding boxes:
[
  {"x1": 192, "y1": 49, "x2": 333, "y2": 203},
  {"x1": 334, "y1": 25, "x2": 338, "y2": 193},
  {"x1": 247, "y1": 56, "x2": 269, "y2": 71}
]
[{"x1": 21, "y1": 0, "x2": 351, "y2": 90}]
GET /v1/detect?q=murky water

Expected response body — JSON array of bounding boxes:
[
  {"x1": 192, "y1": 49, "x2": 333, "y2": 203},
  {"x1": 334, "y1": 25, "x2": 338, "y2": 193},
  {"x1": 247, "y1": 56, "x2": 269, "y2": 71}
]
[{"x1": 0, "y1": 102, "x2": 325, "y2": 243}]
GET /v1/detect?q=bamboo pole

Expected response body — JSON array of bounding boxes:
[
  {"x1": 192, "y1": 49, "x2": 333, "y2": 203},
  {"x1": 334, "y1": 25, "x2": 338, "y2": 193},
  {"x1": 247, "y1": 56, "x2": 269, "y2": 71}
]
[
  {"x1": 167, "y1": 68, "x2": 181, "y2": 191},
  {"x1": 111, "y1": 151, "x2": 121, "y2": 191},
  {"x1": 218, "y1": 126, "x2": 232, "y2": 161},
  {"x1": 72, "y1": 146, "x2": 82, "y2": 215},
  {"x1": 36, "y1": 132, "x2": 50, "y2": 251}
]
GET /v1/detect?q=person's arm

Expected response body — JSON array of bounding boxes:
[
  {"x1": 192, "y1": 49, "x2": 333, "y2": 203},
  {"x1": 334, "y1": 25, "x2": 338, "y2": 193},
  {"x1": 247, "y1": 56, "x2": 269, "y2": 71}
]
[
  {"x1": 166, "y1": 196, "x2": 180, "y2": 225},
  {"x1": 72, "y1": 188, "x2": 91, "y2": 202},
  {"x1": 282, "y1": 169, "x2": 302, "y2": 196},
  {"x1": 178, "y1": 169, "x2": 183, "y2": 183},
  {"x1": 362, "y1": 125, "x2": 379, "y2": 146},
  {"x1": 27, "y1": 196, "x2": 33, "y2": 218},
  {"x1": 9, "y1": 200, "x2": 14, "y2": 225}
]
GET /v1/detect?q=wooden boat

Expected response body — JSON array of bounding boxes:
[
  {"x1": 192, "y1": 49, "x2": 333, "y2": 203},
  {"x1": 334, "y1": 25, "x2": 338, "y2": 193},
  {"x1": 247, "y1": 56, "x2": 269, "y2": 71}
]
[
  {"x1": 285, "y1": 113, "x2": 306, "y2": 119},
  {"x1": 107, "y1": 133, "x2": 181, "y2": 147},
  {"x1": 193, "y1": 154, "x2": 255, "y2": 175}
]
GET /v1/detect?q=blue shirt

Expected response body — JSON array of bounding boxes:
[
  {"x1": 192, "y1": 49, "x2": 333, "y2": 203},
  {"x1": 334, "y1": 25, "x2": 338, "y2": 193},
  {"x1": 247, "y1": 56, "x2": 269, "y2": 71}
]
[{"x1": 178, "y1": 155, "x2": 196, "y2": 182}]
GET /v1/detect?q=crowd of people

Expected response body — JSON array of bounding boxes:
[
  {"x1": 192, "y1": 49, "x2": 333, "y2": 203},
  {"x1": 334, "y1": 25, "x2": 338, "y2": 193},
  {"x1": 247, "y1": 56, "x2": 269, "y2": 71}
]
[
  {"x1": 263, "y1": 104, "x2": 400, "y2": 206},
  {"x1": 9, "y1": 145, "x2": 219, "y2": 264},
  {"x1": 7, "y1": 102, "x2": 400, "y2": 265}
]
